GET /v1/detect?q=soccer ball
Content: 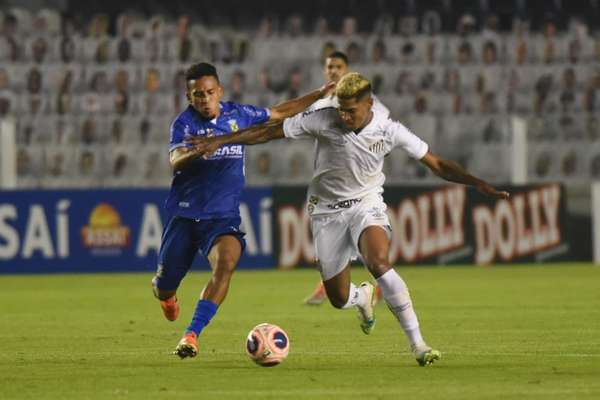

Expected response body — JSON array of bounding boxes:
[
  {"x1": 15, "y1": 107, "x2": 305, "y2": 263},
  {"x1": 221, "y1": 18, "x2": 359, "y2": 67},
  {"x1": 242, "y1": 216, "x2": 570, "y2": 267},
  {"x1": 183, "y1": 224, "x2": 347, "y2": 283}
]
[{"x1": 245, "y1": 323, "x2": 290, "y2": 367}]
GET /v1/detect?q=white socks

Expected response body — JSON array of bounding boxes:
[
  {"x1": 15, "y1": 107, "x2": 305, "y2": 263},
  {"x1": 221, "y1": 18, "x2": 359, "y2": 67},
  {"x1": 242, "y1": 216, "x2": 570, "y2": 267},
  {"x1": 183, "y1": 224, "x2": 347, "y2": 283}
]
[
  {"x1": 341, "y1": 282, "x2": 368, "y2": 309},
  {"x1": 376, "y1": 269, "x2": 425, "y2": 347}
]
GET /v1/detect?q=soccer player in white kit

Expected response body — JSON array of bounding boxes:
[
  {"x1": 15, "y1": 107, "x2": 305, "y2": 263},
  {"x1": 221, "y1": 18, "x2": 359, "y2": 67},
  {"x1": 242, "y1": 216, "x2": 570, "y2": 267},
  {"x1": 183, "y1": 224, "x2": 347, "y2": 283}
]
[
  {"x1": 188, "y1": 73, "x2": 509, "y2": 366},
  {"x1": 304, "y1": 50, "x2": 387, "y2": 305}
]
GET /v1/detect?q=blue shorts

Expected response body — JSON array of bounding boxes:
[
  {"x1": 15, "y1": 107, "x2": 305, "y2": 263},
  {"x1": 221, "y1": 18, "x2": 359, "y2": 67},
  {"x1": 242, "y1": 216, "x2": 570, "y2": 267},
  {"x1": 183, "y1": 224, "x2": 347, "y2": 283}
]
[{"x1": 154, "y1": 216, "x2": 246, "y2": 291}]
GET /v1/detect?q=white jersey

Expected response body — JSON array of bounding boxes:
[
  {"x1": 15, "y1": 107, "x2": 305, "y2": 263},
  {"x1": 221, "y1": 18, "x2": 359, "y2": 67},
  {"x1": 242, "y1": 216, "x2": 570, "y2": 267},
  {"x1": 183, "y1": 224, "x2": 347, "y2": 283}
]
[
  {"x1": 307, "y1": 94, "x2": 390, "y2": 117},
  {"x1": 283, "y1": 107, "x2": 428, "y2": 215}
]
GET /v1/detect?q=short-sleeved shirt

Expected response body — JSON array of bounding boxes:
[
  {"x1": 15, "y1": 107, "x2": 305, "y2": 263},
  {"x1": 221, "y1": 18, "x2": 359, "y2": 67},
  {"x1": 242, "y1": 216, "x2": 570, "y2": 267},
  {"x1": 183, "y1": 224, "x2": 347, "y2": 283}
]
[
  {"x1": 282, "y1": 107, "x2": 428, "y2": 215},
  {"x1": 166, "y1": 102, "x2": 270, "y2": 219}
]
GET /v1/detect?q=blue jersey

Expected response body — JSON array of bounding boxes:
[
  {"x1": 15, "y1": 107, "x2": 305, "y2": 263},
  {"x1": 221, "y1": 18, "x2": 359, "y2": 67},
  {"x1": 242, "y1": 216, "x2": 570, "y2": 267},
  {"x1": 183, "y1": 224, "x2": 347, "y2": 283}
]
[{"x1": 166, "y1": 102, "x2": 270, "y2": 219}]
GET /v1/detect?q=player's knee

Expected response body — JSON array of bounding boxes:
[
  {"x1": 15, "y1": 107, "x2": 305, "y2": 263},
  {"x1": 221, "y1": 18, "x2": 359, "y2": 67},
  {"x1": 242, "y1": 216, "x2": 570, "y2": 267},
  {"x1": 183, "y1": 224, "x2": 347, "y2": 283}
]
[
  {"x1": 365, "y1": 252, "x2": 391, "y2": 276},
  {"x1": 328, "y1": 295, "x2": 346, "y2": 309},
  {"x1": 213, "y1": 252, "x2": 238, "y2": 276},
  {"x1": 152, "y1": 271, "x2": 180, "y2": 299},
  {"x1": 325, "y1": 288, "x2": 348, "y2": 309}
]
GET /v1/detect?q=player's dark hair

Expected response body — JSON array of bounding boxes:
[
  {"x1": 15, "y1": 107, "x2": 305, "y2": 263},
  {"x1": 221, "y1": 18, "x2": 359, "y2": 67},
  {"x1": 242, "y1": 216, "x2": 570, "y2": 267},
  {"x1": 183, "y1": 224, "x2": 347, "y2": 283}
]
[
  {"x1": 327, "y1": 51, "x2": 349, "y2": 65},
  {"x1": 185, "y1": 62, "x2": 220, "y2": 83}
]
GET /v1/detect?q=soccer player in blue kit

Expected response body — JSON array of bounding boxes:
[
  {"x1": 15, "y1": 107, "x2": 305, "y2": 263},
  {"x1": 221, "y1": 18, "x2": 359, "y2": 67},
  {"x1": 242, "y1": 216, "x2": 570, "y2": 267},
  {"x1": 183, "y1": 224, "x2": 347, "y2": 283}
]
[{"x1": 151, "y1": 62, "x2": 334, "y2": 358}]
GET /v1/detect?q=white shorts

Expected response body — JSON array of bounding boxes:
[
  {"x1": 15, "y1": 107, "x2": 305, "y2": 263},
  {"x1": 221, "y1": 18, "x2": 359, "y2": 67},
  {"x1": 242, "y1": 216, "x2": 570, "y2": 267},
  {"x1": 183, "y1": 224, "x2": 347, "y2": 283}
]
[{"x1": 311, "y1": 194, "x2": 391, "y2": 281}]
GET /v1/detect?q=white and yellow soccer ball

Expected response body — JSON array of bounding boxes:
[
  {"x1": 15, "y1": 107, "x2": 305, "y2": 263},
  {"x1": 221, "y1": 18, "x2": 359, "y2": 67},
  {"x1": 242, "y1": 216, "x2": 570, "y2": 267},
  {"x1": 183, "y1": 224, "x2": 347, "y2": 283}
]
[{"x1": 245, "y1": 323, "x2": 290, "y2": 367}]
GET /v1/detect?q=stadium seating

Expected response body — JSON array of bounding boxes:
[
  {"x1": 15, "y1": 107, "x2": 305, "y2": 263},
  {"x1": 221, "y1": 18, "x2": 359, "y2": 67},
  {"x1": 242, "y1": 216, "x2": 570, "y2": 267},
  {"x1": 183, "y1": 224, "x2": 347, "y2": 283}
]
[{"x1": 1, "y1": 6, "x2": 599, "y2": 188}]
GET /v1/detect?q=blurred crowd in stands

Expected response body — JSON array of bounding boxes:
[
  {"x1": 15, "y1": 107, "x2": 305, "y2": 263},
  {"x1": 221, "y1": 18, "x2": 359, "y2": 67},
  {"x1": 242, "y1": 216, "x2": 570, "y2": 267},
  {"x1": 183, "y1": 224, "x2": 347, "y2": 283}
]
[{"x1": 1, "y1": 0, "x2": 600, "y2": 188}]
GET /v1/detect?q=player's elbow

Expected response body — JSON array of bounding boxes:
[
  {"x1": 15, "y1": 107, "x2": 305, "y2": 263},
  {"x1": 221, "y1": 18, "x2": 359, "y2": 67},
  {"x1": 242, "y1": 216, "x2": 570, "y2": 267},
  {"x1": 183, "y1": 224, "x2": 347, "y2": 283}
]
[
  {"x1": 169, "y1": 149, "x2": 191, "y2": 170},
  {"x1": 170, "y1": 157, "x2": 181, "y2": 170},
  {"x1": 420, "y1": 152, "x2": 443, "y2": 177},
  {"x1": 169, "y1": 152, "x2": 180, "y2": 168}
]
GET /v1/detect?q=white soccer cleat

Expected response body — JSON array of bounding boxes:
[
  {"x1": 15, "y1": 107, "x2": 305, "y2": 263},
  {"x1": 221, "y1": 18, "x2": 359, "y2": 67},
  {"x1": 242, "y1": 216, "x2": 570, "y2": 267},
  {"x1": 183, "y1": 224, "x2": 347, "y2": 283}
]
[
  {"x1": 357, "y1": 281, "x2": 376, "y2": 334},
  {"x1": 411, "y1": 343, "x2": 442, "y2": 366}
]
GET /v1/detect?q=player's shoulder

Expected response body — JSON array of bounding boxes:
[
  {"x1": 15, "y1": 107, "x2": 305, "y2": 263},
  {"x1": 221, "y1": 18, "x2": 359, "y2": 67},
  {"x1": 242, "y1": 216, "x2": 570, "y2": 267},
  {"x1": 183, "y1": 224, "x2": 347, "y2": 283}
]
[
  {"x1": 371, "y1": 94, "x2": 391, "y2": 118},
  {"x1": 375, "y1": 114, "x2": 416, "y2": 141},
  {"x1": 298, "y1": 107, "x2": 338, "y2": 128},
  {"x1": 371, "y1": 111, "x2": 400, "y2": 135},
  {"x1": 224, "y1": 101, "x2": 265, "y2": 117},
  {"x1": 372, "y1": 108, "x2": 392, "y2": 126},
  {"x1": 308, "y1": 97, "x2": 337, "y2": 111},
  {"x1": 171, "y1": 106, "x2": 195, "y2": 130},
  {"x1": 300, "y1": 106, "x2": 337, "y2": 118}
]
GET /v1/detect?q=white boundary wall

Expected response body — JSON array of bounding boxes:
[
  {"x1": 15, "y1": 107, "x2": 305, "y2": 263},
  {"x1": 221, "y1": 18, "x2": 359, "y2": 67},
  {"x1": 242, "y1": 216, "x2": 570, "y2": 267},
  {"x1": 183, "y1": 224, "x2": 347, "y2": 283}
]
[
  {"x1": 0, "y1": 118, "x2": 17, "y2": 189},
  {"x1": 592, "y1": 182, "x2": 600, "y2": 265},
  {"x1": 510, "y1": 116, "x2": 527, "y2": 185}
]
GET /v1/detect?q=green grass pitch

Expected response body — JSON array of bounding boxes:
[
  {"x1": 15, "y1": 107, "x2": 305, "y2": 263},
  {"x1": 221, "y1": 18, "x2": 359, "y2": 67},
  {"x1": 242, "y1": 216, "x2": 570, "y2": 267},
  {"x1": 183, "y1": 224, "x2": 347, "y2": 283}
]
[{"x1": 1, "y1": 264, "x2": 599, "y2": 399}]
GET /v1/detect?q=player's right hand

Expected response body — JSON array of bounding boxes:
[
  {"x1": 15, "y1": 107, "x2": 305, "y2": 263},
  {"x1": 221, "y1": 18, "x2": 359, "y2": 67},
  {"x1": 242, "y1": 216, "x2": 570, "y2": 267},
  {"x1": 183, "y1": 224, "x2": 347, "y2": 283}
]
[
  {"x1": 186, "y1": 136, "x2": 221, "y2": 158},
  {"x1": 476, "y1": 182, "x2": 510, "y2": 199},
  {"x1": 319, "y1": 81, "x2": 336, "y2": 98}
]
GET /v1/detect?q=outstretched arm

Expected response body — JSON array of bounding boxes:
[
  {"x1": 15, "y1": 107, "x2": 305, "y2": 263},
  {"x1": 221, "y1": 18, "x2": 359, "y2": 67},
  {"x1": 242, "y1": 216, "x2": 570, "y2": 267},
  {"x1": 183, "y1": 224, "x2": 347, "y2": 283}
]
[
  {"x1": 269, "y1": 82, "x2": 335, "y2": 120},
  {"x1": 419, "y1": 151, "x2": 509, "y2": 199},
  {"x1": 185, "y1": 120, "x2": 285, "y2": 160},
  {"x1": 170, "y1": 147, "x2": 201, "y2": 170}
]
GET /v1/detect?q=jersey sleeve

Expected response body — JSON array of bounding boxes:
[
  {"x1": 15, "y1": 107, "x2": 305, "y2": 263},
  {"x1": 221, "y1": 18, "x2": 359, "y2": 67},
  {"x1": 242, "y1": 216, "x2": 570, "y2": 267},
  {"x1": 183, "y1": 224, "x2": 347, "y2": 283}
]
[
  {"x1": 240, "y1": 104, "x2": 271, "y2": 125},
  {"x1": 168, "y1": 118, "x2": 189, "y2": 152},
  {"x1": 282, "y1": 109, "x2": 327, "y2": 140},
  {"x1": 385, "y1": 119, "x2": 429, "y2": 159}
]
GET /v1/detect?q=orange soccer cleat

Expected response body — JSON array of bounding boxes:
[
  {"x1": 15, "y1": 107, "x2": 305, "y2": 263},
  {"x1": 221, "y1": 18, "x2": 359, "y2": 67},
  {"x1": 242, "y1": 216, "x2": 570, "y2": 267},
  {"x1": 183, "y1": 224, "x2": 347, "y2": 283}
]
[
  {"x1": 174, "y1": 332, "x2": 198, "y2": 359},
  {"x1": 151, "y1": 277, "x2": 180, "y2": 321},
  {"x1": 159, "y1": 296, "x2": 180, "y2": 321},
  {"x1": 303, "y1": 281, "x2": 327, "y2": 305},
  {"x1": 373, "y1": 284, "x2": 383, "y2": 305}
]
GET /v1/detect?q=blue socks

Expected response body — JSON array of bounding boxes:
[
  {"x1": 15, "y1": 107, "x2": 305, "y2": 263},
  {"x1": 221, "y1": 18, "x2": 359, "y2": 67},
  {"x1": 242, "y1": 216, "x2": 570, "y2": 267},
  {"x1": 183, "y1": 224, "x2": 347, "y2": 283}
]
[{"x1": 186, "y1": 299, "x2": 218, "y2": 336}]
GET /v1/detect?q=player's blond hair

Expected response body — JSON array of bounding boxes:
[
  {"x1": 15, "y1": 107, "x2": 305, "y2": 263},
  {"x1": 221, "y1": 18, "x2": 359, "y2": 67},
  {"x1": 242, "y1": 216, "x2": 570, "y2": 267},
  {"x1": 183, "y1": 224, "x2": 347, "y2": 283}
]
[{"x1": 335, "y1": 72, "x2": 372, "y2": 100}]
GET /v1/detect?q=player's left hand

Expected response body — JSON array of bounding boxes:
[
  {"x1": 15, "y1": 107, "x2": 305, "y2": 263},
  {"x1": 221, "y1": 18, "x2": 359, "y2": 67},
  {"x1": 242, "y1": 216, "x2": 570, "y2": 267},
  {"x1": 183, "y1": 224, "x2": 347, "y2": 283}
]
[
  {"x1": 476, "y1": 182, "x2": 510, "y2": 199},
  {"x1": 185, "y1": 136, "x2": 222, "y2": 158},
  {"x1": 318, "y1": 81, "x2": 336, "y2": 98}
]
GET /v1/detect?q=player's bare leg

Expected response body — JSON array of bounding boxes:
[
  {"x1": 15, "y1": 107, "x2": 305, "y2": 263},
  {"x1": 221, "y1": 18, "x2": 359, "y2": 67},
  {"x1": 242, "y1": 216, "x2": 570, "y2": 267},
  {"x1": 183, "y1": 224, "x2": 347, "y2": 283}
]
[
  {"x1": 175, "y1": 235, "x2": 242, "y2": 359},
  {"x1": 202, "y1": 235, "x2": 242, "y2": 304},
  {"x1": 359, "y1": 226, "x2": 441, "y2": 366},
  {"x1": 322, "y1": 264, "x2": 376, "y2": 334}
]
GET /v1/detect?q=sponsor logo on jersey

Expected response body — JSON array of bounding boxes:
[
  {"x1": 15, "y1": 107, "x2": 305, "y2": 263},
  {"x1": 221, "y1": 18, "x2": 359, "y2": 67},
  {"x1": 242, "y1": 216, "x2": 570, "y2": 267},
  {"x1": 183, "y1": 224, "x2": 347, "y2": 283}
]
[
  {"x1": 228, "y1": 119, "x2": 239, "y2": 132},
  {"x1": 367, "y1": 206, "x2": 386, "y2": 219},
  {"x1": 208, "y1": 144, "x2": 244, "y2": 158},
  {"x1": 327, "y1": 198, "x2": 362, "y2": 210}
]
